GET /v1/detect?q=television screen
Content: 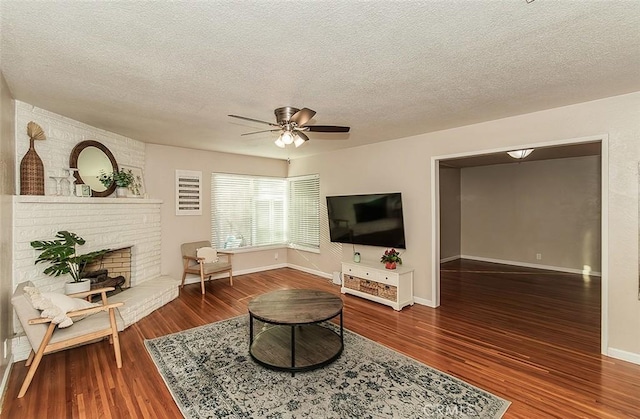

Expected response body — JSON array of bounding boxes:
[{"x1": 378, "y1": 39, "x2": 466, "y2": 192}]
[{"x1": 326, "y1": 193, "x2": 406, "y2": 249}]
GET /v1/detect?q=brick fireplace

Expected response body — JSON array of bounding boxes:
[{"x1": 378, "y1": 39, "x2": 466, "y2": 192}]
[
  {"x1": 11, "y1": 195, "x2": 179, "y2": 361},
  {"x1": 13, "y1": 195, "x2": 162, "y2": 291}
]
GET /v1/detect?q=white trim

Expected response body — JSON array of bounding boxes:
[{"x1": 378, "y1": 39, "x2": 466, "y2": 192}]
[
  {"x1": 600, "y1": 136, "x2": 609, "y2": 355},
  {"x1": 431, "y1": 134, "x2": 609, "y2": 355},
  {"x1": 431, "y1": 156, "x2": 441, "y2": 307},
  {"x1": 413, "y1": 296, "x2": 435, "y2": 308},
  {"x1": 607, "y1": 347, "x2": 640, "y2": 366},
  {"x1": 440, "y1": 255, "x2": 461, "y2": 263},
  {"x1": 181, "y1": 263, "x2": 289, "y2": 285},
  {"x1": 219, "y1": 244, "x2": 287, "y2": 254},
  {"x1": 287, "y1": 263, "x2": 332, "y2": 279},
  {"x1": 460, "y1": 255, "x2": 602, "y2": 276},
  {"x1": 0, "y1": 357, "x2": 14, "y2": 411}
]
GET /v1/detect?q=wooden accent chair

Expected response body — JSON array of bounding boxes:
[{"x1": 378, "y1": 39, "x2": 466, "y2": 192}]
[
  {"x1": 181, "y1": 241, "x2": 233, "y2": 294},
  {"x1": 11, "y1": 281, "x2": 124, "y2": 398}
]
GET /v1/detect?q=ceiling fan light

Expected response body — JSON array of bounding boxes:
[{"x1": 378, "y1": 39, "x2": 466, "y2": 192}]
[
  {"x1": 507, "y1": 148, "x2": 534, "y2": 159},
  {"x1": 274, "y1": 137, "x2": 285, "y2": 148},
  {"x1": 294, "y1": 134, "x2": 306, "y2": 147},
  {"x1": 281, "y1": 131, "x2": 294, "y2": 145}
]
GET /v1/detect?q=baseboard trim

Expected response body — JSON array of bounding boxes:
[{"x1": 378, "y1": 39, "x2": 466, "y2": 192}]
[
  {"x1": 287, "y1": 264, "x2": 332, "y2": 280},
  {"x1": 607, "y1": 347, "x2": 640, "y2": 366},
  {"x1": 460, "y1": 255, "x2": 602, "y2": 277},
  {"x1": 182, "y1": 263, "x2": 289, "y2": 285},
  {"x1": 440, "y1": 255, "x2": 461, "y2": 263},
  {"x1": 413, "y1": 297, "x2": 435, "y2": 308}
]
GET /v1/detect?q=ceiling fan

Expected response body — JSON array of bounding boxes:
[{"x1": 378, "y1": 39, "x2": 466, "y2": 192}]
[{"x1": 228, "y1": 107, "x2": 350, "y2": 148}]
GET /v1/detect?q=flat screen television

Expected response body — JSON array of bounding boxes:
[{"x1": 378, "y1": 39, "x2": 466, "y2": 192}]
[{"x1": 326, "y1": 193, "x2": 406, "y2": 249}]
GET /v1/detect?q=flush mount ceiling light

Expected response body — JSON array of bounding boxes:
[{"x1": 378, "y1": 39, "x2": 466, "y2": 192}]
[{"x1": 507, "y1": 148, "x2": 534, "y2": 159}]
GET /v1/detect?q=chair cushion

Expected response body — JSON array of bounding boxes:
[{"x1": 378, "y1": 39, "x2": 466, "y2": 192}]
[
  {"x1": 49, "y1": 310, "x2": 125, "y2": 344},
  {"x1": 201, "y1": 260, "x2": 232, "y2": 275},
  {"x1": 24, "y1": 286, "x2": 98, "y2": 328},
  {"x1": 196, "y1": 247, "x2": 218, "y2": 263}
]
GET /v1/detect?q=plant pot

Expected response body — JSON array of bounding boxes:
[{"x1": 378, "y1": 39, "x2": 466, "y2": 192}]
[
  {"x1": 116, "y1": 187, "x2": 128, "y2": 198},
  {"x1": 65, "y1": 280, "x2": 91, "y2": 295},
  {"x1": 384, "y1": 262, "x2": 397, "y2": 270}
]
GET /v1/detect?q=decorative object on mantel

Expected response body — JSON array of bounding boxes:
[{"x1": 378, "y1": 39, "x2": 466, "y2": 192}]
[
  {"x1": 30, "y1": 231, "x2": 111, "y2": 294},
  {"x1": 64, "y1": 168, "x2": 78, "y2": 196},
  {"x1": 49, "y1": 174, "x2": 68, "y2": 196},
  {"x1": 75, "y1": 184, "x2": 92, "y2": 197},
  {"x1": 20, "y1": 121, "x2": 46, "y2": 195},
  {"x1": 98, "y1": 169, "x2": 135, "y2": 198},
  {"x1": 121, "y1": 165, "x2": 145, "y2": 197},
  {"x1": 380, "y1": 248, "x2": 402, "y2": 269},
  {"x1": 69, "y1": 140, "x2": 118, "y2": 197}
]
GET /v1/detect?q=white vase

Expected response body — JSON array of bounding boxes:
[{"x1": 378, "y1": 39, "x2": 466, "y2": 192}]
[
  {"x1": 116, "y1": 187, "x2": 128, "y2": 198},
  {"x1": 65, "y1": 280, "x2": 91, "y2": 295}
]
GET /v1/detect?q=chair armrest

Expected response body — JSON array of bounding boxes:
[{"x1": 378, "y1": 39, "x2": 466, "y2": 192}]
[
  {"x1": 183, "y1": 255, "x2": 200, "y2": 261},
  {"x1": 67, "y1": 287, "x2": 116, "y2": 299},
  {"x1": 27, "y1": 302, "x2": 125, "y2": 325},
  {"x1": 67, "y1": 302, "x2": 124, "y2": 318}
]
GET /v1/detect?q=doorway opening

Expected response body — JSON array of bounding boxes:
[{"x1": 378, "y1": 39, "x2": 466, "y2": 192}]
[{"x1": 431, "y1": 135, "x2": 607, "y2": 354}]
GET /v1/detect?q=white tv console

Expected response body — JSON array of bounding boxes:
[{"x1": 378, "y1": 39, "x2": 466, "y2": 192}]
[{"x1": 341, "y1": 261, "x2": 414, "y2": 311}]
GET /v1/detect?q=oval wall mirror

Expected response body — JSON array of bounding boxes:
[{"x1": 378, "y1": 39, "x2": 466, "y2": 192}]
[{"x1": 69, "y1": 140, "x2": 118, "y2": 197}]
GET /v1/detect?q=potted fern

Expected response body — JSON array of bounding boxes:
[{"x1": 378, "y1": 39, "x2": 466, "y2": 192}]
[{"x1": 31, "y1": 231, "x2": 110, "y2": 293}]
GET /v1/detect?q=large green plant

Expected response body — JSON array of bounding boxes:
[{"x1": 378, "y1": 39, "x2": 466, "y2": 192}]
[{"x1": 30, "y1": 231, "x2": 110, "y2": 283}]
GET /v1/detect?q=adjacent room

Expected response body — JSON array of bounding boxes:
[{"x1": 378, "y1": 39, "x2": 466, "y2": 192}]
[{"x1": 1, "y1": 1, "x2": 639, "y2": 418}]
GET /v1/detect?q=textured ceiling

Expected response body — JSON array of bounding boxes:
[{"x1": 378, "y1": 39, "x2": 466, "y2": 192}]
[{"x1": 1, "y1": 1, "x2": 639, "y2": 160}]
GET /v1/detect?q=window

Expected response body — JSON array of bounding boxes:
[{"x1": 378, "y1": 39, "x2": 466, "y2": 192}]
[
  {"x1": 211, "y1": 173, "x2": 319, "y2": 251},
  {"x1": 288, "y1": 174, "x2": 320, "y2": 251}
]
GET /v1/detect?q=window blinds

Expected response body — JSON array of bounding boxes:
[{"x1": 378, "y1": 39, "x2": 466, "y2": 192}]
[
  {"x1": 211, "y1": 173, "x2": 320, "y2": 251},
  {"x1": 288, "y1": 174, "x2": 320, "y2": 250},
  {"x1": 211, "y1": 174, "x2": 286, "y2": 249}
]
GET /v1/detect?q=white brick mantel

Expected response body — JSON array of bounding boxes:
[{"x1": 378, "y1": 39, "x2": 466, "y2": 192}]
[{"x1": 13, "y1": 196, "x2": 163, "y2": 292}]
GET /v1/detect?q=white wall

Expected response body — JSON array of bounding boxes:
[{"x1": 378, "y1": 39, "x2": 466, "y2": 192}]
[
  {"x1": 14, "y1": 102, "x2": 145, "y2": 196},
  {"x1": 0, "y1": 71, "x2": 16, "y2": 394},
  {"x1": 144, "y1": 144, "x2": 288, "y2": 282},
  {"x1": 460, "y1": 156, "x2": 601, "y2": 273},
  {"x1": 288, "y1": 92, "x2": 640, "y2": 359},
  {"x1": 439, "y1": 167, "x2": 461, "y2": 261}
]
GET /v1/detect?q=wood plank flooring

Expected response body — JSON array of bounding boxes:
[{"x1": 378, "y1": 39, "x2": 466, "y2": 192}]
[{"x1": 2, "y1": 262, "x2": 640, "y2": 418}]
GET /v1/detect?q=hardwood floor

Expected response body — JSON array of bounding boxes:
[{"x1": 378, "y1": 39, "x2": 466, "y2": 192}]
[{"x1": 2, "y1": 263, "x2": 640, "y2": 418}]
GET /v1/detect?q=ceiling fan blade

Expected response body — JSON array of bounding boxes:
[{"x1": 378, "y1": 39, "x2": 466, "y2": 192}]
[
  {"x1": 296, "y1": 131, "x2": 309, "y2": 142},
  {"x1": 241, "y1": 129, "x2": 281, "y2": 136},
  {"x1": 228, "y1": 114, "x2": 279, "y2": 127},
  {"x1": 290, "y1": 108, "x2": 316, "y2": 126},
  {"x1": 303, "y1": 125, "x2": 350, "y2": 133}
]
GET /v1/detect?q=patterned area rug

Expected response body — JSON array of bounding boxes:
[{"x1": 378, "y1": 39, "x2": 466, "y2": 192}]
[{"x1": 144, "y1": 316, "x2": 510, "y2": 418}]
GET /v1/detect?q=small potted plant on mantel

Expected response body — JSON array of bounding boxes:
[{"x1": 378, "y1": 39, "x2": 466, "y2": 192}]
[
  {"x1": 380, "y1": 248, "x2": 402, "y2": 270},
  {"x1": 31, "y1": 231, "x2": 110, "y2": 294},
  {"x1": 98, "y1": 168, "x2": 135, "y2": 198}
]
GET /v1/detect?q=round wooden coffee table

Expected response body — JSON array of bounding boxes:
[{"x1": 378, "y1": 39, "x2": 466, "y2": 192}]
[{"x1": 248, "y1": 289, "x2": 344, "y2": 375}]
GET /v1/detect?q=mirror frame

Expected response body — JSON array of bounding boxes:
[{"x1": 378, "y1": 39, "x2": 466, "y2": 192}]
[{"x1": 69, "y1": 140, "x2": 119, "y2": 197}]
